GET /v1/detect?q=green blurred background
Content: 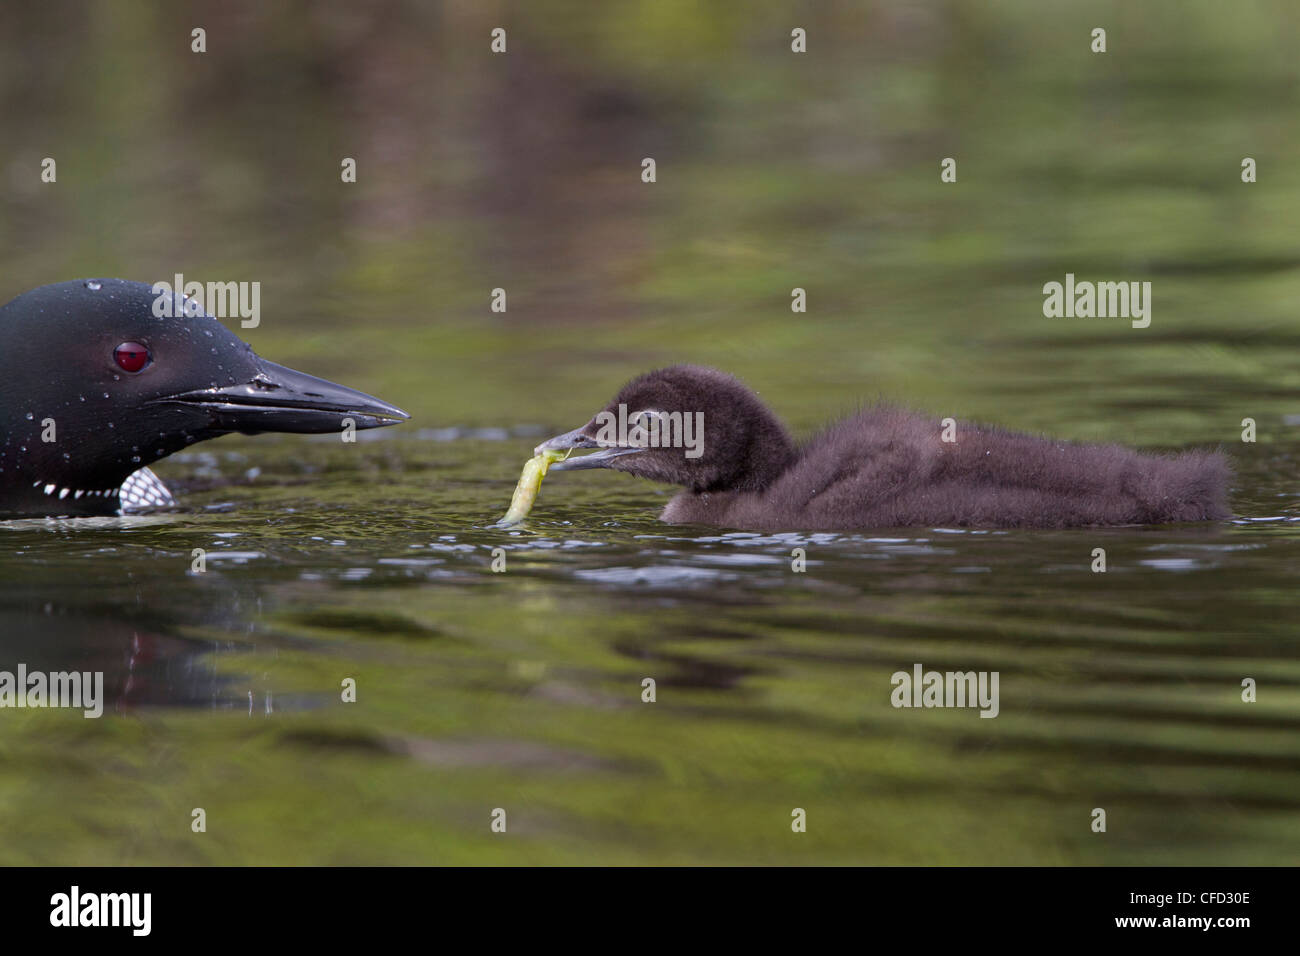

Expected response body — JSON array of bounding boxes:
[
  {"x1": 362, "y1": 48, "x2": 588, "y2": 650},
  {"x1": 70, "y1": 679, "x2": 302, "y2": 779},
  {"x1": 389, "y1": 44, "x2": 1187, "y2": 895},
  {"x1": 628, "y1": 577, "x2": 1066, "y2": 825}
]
[
  {"x1": 1, "y1": 0, "x2": 1298, "y2": 865},
  {"x1": 5, "y1": 0, "x2": 1298, "y2": 438}
]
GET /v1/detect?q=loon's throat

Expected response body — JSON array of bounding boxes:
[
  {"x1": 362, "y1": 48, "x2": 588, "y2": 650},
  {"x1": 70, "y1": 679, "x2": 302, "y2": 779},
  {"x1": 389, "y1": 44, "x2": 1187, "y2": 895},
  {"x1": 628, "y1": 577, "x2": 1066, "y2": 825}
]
[{"x1": 118, "y1": 468, "x2": 175, "y2": 512}]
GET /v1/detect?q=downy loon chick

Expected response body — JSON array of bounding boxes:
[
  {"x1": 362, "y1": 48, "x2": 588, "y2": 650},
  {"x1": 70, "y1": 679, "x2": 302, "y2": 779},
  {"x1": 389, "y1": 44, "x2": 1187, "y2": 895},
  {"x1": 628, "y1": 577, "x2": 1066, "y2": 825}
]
[
  {"x1": 535, "y1": 365, "x2": 1231, "y2": 531},
  {"x1": 0, "y1": 279, "x2": 408, "y2": 518}
]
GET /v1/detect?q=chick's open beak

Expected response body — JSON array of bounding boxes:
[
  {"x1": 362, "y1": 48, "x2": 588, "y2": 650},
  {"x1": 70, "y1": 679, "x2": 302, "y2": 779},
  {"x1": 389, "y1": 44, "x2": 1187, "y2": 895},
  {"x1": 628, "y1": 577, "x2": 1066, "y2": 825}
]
[{"x1": 535, "y1": 425, "x2": 643, "y2": 471}]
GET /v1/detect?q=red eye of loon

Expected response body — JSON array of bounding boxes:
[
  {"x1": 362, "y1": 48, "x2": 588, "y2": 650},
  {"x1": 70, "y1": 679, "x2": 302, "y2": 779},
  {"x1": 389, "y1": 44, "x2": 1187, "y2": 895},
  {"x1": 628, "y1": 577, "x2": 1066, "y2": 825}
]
[{"x1": 113, "y1": 342, "x2": 151, "y2": 373}]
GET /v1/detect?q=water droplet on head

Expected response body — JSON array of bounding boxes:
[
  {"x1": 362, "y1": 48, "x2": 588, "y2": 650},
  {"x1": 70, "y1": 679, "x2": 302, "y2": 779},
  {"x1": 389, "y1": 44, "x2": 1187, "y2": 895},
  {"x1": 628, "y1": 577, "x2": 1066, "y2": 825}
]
[
  {"x1": 85, "y1": 280, "x2": 102, "y2": 291},
  {"x1": 24, "y1": 412, "x2": 33, "y2": 420}
]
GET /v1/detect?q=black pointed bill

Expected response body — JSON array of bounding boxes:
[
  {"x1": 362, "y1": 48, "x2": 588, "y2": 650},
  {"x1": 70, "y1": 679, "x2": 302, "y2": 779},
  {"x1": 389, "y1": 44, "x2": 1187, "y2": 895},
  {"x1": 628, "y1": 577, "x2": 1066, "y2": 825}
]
[{"x1": 152, "y1": 360, "x2": 409, "y2": 434}]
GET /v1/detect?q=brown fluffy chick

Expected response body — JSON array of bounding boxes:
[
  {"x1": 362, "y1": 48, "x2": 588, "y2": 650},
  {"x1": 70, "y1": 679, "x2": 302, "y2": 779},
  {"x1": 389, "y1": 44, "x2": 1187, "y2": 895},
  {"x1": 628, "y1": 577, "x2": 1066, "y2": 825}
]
[{"x1": 536, "y1": 365, "x2": 1231, "y2": 531}]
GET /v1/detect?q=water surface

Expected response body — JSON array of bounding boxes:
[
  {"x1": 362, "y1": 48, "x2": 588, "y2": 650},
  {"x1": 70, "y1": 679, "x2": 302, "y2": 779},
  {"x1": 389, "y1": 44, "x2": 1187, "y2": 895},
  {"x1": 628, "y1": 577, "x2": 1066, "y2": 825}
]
[{"x1": 2, "y1": 0, "x2": 1299, "y2": 864}]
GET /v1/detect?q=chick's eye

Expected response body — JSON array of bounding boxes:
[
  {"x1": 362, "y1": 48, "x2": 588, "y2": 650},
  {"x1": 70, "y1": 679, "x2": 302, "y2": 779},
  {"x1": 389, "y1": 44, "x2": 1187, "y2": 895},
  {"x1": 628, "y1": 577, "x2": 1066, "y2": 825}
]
[{"x1": 113, "y1": 342, "x2": 151, "y2": 373}]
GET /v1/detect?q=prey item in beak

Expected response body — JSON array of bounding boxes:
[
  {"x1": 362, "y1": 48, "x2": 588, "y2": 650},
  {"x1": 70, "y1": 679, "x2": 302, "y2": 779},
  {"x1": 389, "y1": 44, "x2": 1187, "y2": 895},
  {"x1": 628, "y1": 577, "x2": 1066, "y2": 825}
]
[
  {"x1": 535, "y1": 425, "x2": 644, "y2": 471},
  {"x1": 151, "y1": 360, "x2": 409, "y2": 434}
]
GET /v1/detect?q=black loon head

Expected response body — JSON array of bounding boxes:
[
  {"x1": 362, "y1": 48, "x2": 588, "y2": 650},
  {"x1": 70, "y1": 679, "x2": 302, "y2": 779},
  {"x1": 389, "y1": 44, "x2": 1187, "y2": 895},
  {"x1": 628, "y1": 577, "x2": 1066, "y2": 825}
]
[
  {"x1": 0, "y1": 278, "x2": 408, "y2": 517},
  {"x1": 536, "y1": 364, "x2": 797, "y2": 492}
]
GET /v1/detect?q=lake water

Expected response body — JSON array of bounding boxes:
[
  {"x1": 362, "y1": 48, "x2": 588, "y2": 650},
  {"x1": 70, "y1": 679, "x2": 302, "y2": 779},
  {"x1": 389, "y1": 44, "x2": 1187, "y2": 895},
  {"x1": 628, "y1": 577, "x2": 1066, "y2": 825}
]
[{"x1": 2, "y1": 1, "x2": 1298, "y2": 864}]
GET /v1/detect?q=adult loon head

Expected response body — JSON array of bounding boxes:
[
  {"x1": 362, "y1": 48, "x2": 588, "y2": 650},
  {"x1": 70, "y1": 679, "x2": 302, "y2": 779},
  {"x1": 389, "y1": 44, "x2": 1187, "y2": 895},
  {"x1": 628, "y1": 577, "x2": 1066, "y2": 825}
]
[
  {"x1": 0, "y1": 279, "x2": 409, "y2": 518},
  {"x1": 534, "y1": 364, "x2": 1231, "y2": 530}
]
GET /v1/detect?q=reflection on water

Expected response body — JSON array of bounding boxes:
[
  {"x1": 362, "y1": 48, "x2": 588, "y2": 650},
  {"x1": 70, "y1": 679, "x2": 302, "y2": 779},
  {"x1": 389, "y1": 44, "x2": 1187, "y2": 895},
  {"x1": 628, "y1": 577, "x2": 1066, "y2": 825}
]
[{"x1": 0, "y1": 609, "x2": 226, "y2": 711}]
